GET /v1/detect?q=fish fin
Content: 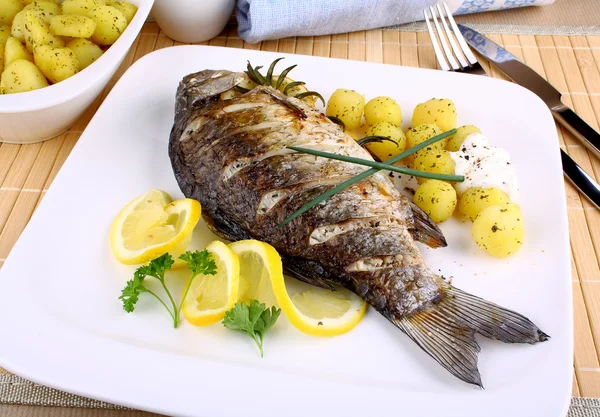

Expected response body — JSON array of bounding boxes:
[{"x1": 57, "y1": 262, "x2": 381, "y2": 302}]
[
  {"x1": 408, "y1": 201, "x2": 447, "y2": 248},
  {"x1": 393, "y1": 283, "x2": 548, "y2": 387}
]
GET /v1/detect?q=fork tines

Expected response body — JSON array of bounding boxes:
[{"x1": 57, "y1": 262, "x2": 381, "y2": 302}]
[{"x1": 424, "y1": 3, "x2": 482, "y2": 74}]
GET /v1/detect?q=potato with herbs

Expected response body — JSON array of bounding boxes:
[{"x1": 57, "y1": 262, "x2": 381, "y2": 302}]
[
  {"x1": 0, "y1": 0, "x2": 23, "y2": 26},
  {"x1": 412, "y1": 98, "x2": 457, "y2": 132},
  {"x1": 4, "y1": 36, "x2": 33, "y2": 66},
  {"x1": 412, "y1": 149, "x2": 455, "y2": 183},
  {"x1": 472, "y1": 203, "x2": 524, "y2": 257},
  {"x1": 34, "y1": 44, "x2": 79, "y2": 83},
  {"x1": 50, "y1": 14, "x2": 96, "y2": 38},
  {"x1": 106, "y1": 0, "x2": 137, "y2": 23},
  {"x1": 364, "y1": 96, "x2": 402, "y2": 127},
  {"x1": 23, "y1": 1, "x2": 60, "y2": 23},
  {"x1": 364, "y1": 121, "x2": 406, "y2": 160},
  {"x1": 60, "y1": 0, "x2": 104, "y2": 16},
  {"x1": 0, "y1": 59, "x2": 48, "y2": 93},
  {"x1": 404, "y1": 123, "x2": 443, "y2": 164},
  {"x1": 0, "y1": 24, "x2": 10, "y2": 72},
  {"x1": 66, "y1": 38, "x2": 102, "y2": 69},
  {"x1": 413, "y1": 179, "x2": 457, "y2": 223},
  {"x1": 22, "y1": 0, "x2": 59, "y2": 4},
  {"x1": 88, "y1": 5, "x2": 127, "y2": 45},
  {"x1": 446, "y1": 125, "x2": 481, "y2": 152},
  {"x1": 25, "y1": 11, "x2": 64, "y2": 52},
  {"x1": 326, "y1": 88, "x2": 365, "y2": 130},
  {"x1": 457, "y1": 187, "x2": 510, "y2": 221}
]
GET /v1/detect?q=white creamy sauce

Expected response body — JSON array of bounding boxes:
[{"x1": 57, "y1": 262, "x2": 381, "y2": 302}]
[{"x1": 450, "y1": 133, "x2": 519, "y2": 200}]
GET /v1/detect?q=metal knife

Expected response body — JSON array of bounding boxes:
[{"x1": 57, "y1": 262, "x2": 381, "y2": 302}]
[
  {"x1": 458, "y1": 24, "x2": 600, "y2": 160},
  {"x1": 458, "y1": 24, "x2": 600, "y2": 209}
]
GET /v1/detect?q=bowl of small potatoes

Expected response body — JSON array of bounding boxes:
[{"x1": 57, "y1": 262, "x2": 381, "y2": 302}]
[{"x1": 0, "y1": 0, "x2": 154, "y2": 144}]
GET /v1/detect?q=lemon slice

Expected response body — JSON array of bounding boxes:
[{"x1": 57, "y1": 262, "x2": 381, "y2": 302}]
[
  {"x1": 181, "y1": 240, "x2": 240, "y2": 326},
  {"x1": 110, "y1": 189, "x2": 201, "y2": 265},
  {"x1": 228, "y1": 240, "x2": 367, "y2": 337}
]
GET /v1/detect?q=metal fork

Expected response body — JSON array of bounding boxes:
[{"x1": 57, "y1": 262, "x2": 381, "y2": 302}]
[{"x1": 424, "y1": 3, "x2": 486, "y2": 75}]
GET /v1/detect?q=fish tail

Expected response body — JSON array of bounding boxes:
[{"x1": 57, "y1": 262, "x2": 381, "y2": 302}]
[{"x1": 393, "y1": 283, "x2": 549, "y2": 387}]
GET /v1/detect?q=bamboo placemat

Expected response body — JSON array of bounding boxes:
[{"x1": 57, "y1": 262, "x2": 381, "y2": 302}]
[{"x1": 2, "y1": 21, "x2": 600, "y2": 414}]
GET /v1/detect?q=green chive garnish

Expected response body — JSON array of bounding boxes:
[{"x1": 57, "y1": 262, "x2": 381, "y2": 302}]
[
  {"x1": 277, "y1": 128, "x2": 457, "y2": 227},
  {"x1": 287, "y1": 146, "x2": 464, "y2": 182}
]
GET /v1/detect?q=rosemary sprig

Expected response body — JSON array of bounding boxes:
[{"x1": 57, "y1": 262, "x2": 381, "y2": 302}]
[
  {"x1": 277, "y1": 128, "x2": 457, "y2": 227},
  {"x1": 284, "y1": 81, "x2": 305, "y2": 95},
  {"x1": 356, "y1": 135, "x2": 396, "y2": 146},
  {"x1": 287, "y1": 146, "x2": 464, "y2": 181},
  {"x1": 327, "y1": 116, "x2": 345, "y2": 131}
]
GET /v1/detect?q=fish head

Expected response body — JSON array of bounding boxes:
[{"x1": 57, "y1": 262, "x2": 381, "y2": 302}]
[{"x1": 176, "y1": 69, "x2": 245, "y2": 113}]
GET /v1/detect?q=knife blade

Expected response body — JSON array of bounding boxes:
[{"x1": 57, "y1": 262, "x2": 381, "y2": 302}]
[
  {"x1": 455, "y1": 25, "x2": 600, "y2": 210},
  {"x1": 458, "y1": 24, "x2": 600, "y2": 161}
]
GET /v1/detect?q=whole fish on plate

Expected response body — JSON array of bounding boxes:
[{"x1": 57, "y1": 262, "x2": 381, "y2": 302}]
[{"x1": 168, "y1": 63, "x2": 548, "y2": 387}]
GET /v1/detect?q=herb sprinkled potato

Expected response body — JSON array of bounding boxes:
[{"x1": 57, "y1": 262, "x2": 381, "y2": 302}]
[
  {"x1": 25, "y1": 11, "x2": 64, "y2": 52},
  {"x1": 472, "y1": 203, "x2": 524, "y2": 257},
  {"x1": 413, "y1": 179, "x2": 457, "y2": 223},
  {"x1": 446, "y1": 125, "x2": 481, "y2": 152},
  {"x1": 412, "y1": 98, "x2": 457, "y2": 132},
  {"x1": 0, "y1": 59, "x2": 48, "y2": 93},
  {"x1": 457, "y1": 187, "x2": 510, "y2": 221},
  {"x1": 412, "y1": 150, "x2": 455, "y2": 183},
  {"x1": 60, "y1": 0, "x2": 104, "y2": 16},
  {"x1": 0, "y1": 0, "x2": 23, "y2": 26},
  {"x1": 66, "y1": 38, "x2": 102, "y2": 69},
  {"x1": 405, "y1": 123, "x2": 443, "y2": 164},
  {"x1": 364, "y1": 96, "x2": 402, "y2": 127},
  {"x1": 106, "y1": 0, "x2": 137, "y2": 23},
  {"x1": 50, "y1": 14, "x2": 96, "y2": 38},
  {"x1": 364, "y1": 121, "x2": 406, "y2": 160},
  {"x1": 22, "y1": 0, "x2": 59, "y2": 4},
  {"x1": 326, "y1": 88, "x2": 365, "y2": 130},
  {"x1": 34, "y1": 44, "x2": 79, "y2": 83},
  {"x1": 23, "y1": 1, "x2": 60, "y2": 23},
  {"x1": 4, "y1": 36, "x2": 33, "y2": 66}
]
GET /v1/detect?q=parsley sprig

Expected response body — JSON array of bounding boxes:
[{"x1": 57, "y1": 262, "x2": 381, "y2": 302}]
[
  {"x1": 223, "y1": 300, "x2": 281, "y2": 357},
  {"x1": 119, "y1": 250, "x2": 217, "y2": 328}
]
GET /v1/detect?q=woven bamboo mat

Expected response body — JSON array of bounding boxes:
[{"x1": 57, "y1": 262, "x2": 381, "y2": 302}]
[{"x1": 2, "y1": 21, "x2": 600, "y2": 411}]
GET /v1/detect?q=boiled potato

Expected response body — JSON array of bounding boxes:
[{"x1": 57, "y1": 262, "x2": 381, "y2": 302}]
[
  {"x1": 50, "y1": 14, "x2": 96, "y2": 37},
  {"x1": 106, "y1": 0, "x2": 136, "y2": 23},
  {"x1": 413, "y1": 179, "x2": 457, "y2": 223},
  {"x1": 23, "y1": 1, "x2": 60, "y2": 23},
  {"x1": 412, "y1": 98, "x2": 457, "y2": 132},
  {"x1": 364, "y1": 96, "x2": 402, "y2": 127},
  {"x1": 446, "y1": 125, "x2": 481, "y2": 152},
  {"x1": 412, "y1": 149, "x2": 455, "y2": 183},
  {"x1": 457, "y1": 187, "x2": 510, "y2": 221},
  {"x1": 88, "y1": 5, "x2": 126, "y2": 45},
  {"x1": 0, "y1": 59, "x2": 48, "y2": 93},
  {"x1": 34, "y1": 44, "x2": 79, "y2": 83},
  {"x1": 0, "y1": 24, "x2": 10, "y2": 72},
  {"x1": 472, "y1": 203, "x2": 524, "y2": 257},
  {"x1": 364, "y1": 121, "x2": 406, "y2": 161},
  {"x1": 0, "y1": 0, "x2": 23, "y2": 26},
  {"x1": 326, "y1": 88, "x2": 365, "y2": 130},
  {"x1": 0, "y1": 24, "x2": 10, "y2": 44},
  {"x1": 4, "y1": 36, "x2": 32, "y2": 66},
  {"x1": 405, "y1": 123, "x2": 443, "y2": 164},
  {"x1": 66, "y1": 38, "x2": 101, "y2": 69},
  {"x1": 22, "y1": 0, "x2": 59, "y2": 4},
  {"x1": 10, "y1": 9, "x2": 33, "y2": 42},
  {"x1": 61, "y1": 0, "x2": 104, "y2": 16},
  {"x1": 25, "y1": 11, "x2": 64, "y2": 52}
]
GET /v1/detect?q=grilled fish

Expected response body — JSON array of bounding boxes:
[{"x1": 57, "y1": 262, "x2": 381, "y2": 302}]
[{"x1": 168, "y1": 68, "x2": 548, "y2": 387}]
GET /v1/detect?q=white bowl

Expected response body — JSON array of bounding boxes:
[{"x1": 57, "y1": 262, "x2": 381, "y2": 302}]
[{"x1": 0, "y1": 0, "x2": 155, "y2": 144}]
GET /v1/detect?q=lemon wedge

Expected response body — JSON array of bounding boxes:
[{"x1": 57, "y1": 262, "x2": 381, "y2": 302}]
[
  {"x1": 110, "y1": 189, "x2": 201, "y2": 265},
  {"x1": 229, "y1": 240, "x2": 367, "y2": 337},
  {"x1": 181, "y1": 240, "x2": 240, "y2": 326}
]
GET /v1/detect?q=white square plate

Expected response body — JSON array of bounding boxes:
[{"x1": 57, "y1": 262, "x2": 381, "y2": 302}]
[{"x1": 0, "y1": 46, "x2": 572, "y2": 417}]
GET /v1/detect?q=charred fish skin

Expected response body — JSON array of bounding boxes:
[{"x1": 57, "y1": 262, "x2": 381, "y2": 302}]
[{"x1": 169, "y1": 69, "x2": 548, "y2": 387}]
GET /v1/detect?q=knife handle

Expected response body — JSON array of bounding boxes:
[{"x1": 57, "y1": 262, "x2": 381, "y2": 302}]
[
  {"x1": 554, "y1": 106, "x2": 600, "y2": 160},
  {"x1": 561, "y1": 149, "x2": 600, "y2": 210}
]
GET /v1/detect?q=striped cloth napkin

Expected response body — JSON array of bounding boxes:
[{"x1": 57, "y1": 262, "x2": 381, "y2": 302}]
[{"x1": 236, "y1": 0, "x2": 556, "y2": 43}]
